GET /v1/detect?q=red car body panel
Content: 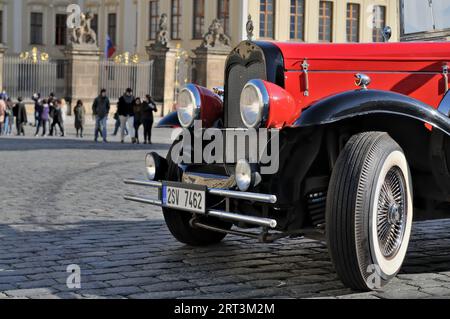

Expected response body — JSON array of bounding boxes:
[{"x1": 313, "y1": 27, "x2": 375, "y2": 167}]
[
  {"x1": 273, "y1": 42, "x2": 450, "y2": 118},
  {"x1": 263, "y1": 80, "x2": 300, "y2": 128},
  {"x1": 197, "y1": 85, "x2": 223, "y2": 128}
]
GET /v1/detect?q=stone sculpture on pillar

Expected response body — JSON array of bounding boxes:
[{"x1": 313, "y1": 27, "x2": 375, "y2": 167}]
[
  {"x1": 201, "y1": 19, "x2": 231, "y2": 49},
  {"x1": 64, "y1": 11, "x2": 101, "y2": 112},
  {"x1": 193, "y1": 19, "x2": 232, "y2": 89},
  {"x1": 147, "y1": 14, "x2": 177, "y2": 116}
]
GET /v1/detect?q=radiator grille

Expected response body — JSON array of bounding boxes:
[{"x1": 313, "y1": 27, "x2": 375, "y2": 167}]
[{"x1": 225, "y1": 62, "x2": 266, "y2": 128}]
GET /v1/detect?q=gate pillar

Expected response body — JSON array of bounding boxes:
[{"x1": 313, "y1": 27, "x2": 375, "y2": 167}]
[
  {"x1": 146, "y1": 44, "x2": 178, "y2": 117},
  {"x1": 192, "y1": 19, "x2": 231, "y2": 90},
  {"x1": 64, "y1": 45, "x2": 101, "y2": 114}
]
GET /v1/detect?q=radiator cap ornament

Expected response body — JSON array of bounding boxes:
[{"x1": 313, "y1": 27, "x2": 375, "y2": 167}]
[{"x1": 354, "y1": 73, "x2": 371, "y2": 90}]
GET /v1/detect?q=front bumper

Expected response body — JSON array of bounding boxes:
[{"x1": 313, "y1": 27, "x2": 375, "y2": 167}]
[{"x1": 124, "y1": 179, "x2": 278, "y2": 229}]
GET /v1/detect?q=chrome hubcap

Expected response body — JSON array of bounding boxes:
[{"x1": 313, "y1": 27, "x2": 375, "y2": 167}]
[{"x1": 377, "y1": 166, "x2": 407, "y2": 259}]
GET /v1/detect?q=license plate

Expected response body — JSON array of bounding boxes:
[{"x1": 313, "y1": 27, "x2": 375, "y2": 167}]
[{"x1": 162, "y1": 182, "x2": 206, "y2": 214}]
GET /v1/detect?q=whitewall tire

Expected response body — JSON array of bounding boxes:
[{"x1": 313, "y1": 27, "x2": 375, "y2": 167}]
[{"x1": 326, "y1": 132, "x2": 413, "y2": 291}]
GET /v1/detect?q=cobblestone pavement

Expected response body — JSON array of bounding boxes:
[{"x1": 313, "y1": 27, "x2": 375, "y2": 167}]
[{"x1": 0, "y1": 119, "x2": 449, "y2": 299}]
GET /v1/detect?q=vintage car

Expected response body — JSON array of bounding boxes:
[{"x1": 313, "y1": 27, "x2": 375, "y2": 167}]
[{"x1": 125, "y1": 39, "x2": 450, "y2": 291}]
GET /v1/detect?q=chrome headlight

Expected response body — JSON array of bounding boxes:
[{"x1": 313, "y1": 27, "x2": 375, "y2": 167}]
[
  {"x1": 177, "y1": 84, "x2": 201, "y2": 128},
  {"x1": 145, "y1": 153, "x2": 157, "y2": 180},
  {"x1": 240, "y1": 80, "x2": 269, "y2": 128},
  {"x1": 145, "y1": 152, "x2": 168, "y2": 181},
  {"x1": 235, "y1": 159, "x2": 254, "y2": 192}
]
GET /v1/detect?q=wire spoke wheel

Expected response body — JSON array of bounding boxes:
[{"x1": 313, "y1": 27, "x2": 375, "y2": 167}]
[{"x1": 376, "y1": 167, "x2": 408, "y2": 259}]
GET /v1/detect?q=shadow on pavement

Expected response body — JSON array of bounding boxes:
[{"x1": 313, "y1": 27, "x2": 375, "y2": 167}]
[
  {"x1": 0, "y1": 218, "x2": 449, "y2": 299},
  {"x1": 0, "y1": 138, "x2": 171, "y2": 152}
]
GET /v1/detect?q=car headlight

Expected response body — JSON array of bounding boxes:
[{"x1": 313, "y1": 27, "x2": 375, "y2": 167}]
[
  {"x1": 235, "y1": 159, "x2": 255, "y2": 192},
  {"x1": 240, "y1": 80, "x2": 269, "y2": 128},
  {"x1": 145, "y1": 153, "x2": 157, "y2": 180},
  {"x1": 145, "y1": 152, "x2": 168, "y2": 181},
  {"x1": 177, "y1": 84, "x2": 201, "y2": 128}
]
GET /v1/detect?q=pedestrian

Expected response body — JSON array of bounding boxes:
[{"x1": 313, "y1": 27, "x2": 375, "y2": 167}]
[
  {"x1": 133, "y1": 97, "x2": 144, "y2": 144},
  {"x1": 0, "y1": 95, "x2": 5, "y2": 135},
  {"x1": 61, "y1": 98, "x2": 67, "y2": 125},
  {"x1": 13, "y1": 97, "x2": 27, "y2": 136},
  {"x1": 92, "y1": 89, "x2": 110, "y2": 143},
  {"x1": 50, "y1": 99, "x2": 65, "y2": 137},
  {"x1": 142, "y1": 95, "x2": 158, "y2": 145},
  {"x1": 73, "y1": 100, "x2": 86, "y2": 138},
  {"x1": 117, "y1": 88, "x2": 136, "y2": 144},
  {"x1": 33, "y1": 93, "x2": 42, "y2": 127},
  {"x1": 113, "y1": 109, "x2": 128, "y2": 136},
  {"x1": 37, "y1": 99, "x2": 50, "y2": 137},
  {"x1": 4, "y1": 98, "x2": 14, "y2": 135}
]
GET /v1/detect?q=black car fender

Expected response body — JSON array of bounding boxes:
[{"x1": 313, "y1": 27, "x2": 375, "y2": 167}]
[{"x1": 293, "y1": 89, "x2": 450, "y2": 136}]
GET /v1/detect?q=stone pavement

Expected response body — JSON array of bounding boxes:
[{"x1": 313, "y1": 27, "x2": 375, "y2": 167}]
[{"x1": 0, "y1": 119, "x2": 449, "y2": 299}]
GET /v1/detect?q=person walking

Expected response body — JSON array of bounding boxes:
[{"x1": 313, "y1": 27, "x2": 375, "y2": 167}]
[
  {"x1": 133, "y1": 98, "x2": 144, "y2": 144},
  {"x1": 37, "y1": 100, "x2": 50, "y2": 137},
  {"x1": 92, "y1": 89, "x2": 110, "y2": 143},
  {"x1": 32, "y1": 93, "x2": 42, "y2": 127},
  {"x1": 13, "y1": 97, "x2": 27, "y2": 136},
  {"x1": 113, "y1": 109, "x2": 128, "y2": 136},
  {"x1": 142, "y1": 95, "x2": 158, "y2": 145},
  {"x1": 118, "y1": 88, "x2": 136, "y2": 144},
  {"x1": 3, "y1": 98, "x2": 14, "y2": 135},
  {"x1": 0, "y1": 95, "x2": 6, "y2": 135},
  {"x1": 50, "y1": 99, "x2": 65, "y2": 137},
  {"x1": 74, "y1": 100, "x2": 86, "y2": 138}
]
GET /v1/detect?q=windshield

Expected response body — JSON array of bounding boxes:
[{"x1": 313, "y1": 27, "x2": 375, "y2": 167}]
[{"x1": 402, "y1": 0, "x2": 450, "y2": 34}]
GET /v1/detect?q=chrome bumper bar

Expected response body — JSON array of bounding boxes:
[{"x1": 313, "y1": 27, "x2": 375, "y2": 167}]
[{"x1": 124, "y1": 179, "x2": 278, "y2": 229}]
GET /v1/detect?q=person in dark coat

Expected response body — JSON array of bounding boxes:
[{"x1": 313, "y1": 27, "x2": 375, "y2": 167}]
[
  {"x1": 49, "y1": 99, "x2": 65, "y2": 137},
  {"x1": 142, "y1": 95, "x2": 158, "y2": 145},
  {"x1": 133, "y1": 98, "x2": 144, "y2": 144},
  {"x1": 13, "y1": 97, "x2": 27, "y2": 136},
  {"x1": 74, "y1": 100, "x2": 86, "y2": 138},
  {"x1": 92, "y1": 89, "x2": 110, "y2": 143},
  {"x1": 36, "y1": 99, "x2": 50, "y2": 137},
  {"x1": 117, "y1": 88, "x2": 136, "y2": 143}
]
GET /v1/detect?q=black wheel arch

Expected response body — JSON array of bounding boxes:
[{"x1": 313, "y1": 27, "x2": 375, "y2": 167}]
[{"x1": 282, "y1": 90, "x2": 450, "y2": 220}]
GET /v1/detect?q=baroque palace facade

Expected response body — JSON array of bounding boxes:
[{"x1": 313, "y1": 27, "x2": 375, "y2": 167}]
[
  {"x1": 0, "y1": 0, "x2": 399, "y2": 114},
  {"x1": 0, "y1": 0, "x2": 399, "y2": 59}
]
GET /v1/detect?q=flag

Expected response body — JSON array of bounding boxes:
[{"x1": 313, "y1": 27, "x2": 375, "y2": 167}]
[{"x1": 105, "y1": 35, "x2": 116, "y2": 59}]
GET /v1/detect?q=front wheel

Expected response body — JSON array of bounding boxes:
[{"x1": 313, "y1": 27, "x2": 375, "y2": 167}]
[
  {"x1": 162, "y1": 142, "x2": 231, "y2": 246},
  {"x1": 326, "y1": 132, "x2": 413, "y2": 291}
]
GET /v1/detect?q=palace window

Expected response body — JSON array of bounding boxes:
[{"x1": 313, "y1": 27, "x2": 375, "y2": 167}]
[
  {"x1": 346, "y1": 3, "x2": 360, "y2": 42},
  {"x1": 171, "y1": 0, "x2": 181, "y2": 40},
  {"x1": 108, "y1": 13, "x2": 117, "y2": 44},
  {"x1": 217, "y1": 0, "x2": 230, "y2": 35},
  {"x1": 290, "y1": 0, "x2": 305, "y2": 41},
  {"x1": 260, "y1": 0, "x2": 275, "y2": 39},
  {"x1": 55, "y1": 14, "x2": 67, "y2": 46},
  {"x1": 372, "y1": 5, "x2": 386, "y2": 42},
  {"x1": 193, "y1": 0, "x2": 205, "y2": 39},
  {"x1": 149, "y1": 0, "x2": 159, "y2": 40},
  {"x1": 30, "y1": 12, "x2": 43, "y2": 45},
  {"x1": 318, "y1": 1, "x2": 333, "y2": 42}
]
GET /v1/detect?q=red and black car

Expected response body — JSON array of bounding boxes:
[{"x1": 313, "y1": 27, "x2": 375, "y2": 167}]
[{"x1": 125, "y1": 40, "x2": 450, "y2": 291}]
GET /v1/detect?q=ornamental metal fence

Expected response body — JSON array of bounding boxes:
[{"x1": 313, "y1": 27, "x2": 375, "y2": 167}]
[
  {"x1": 2, "y1": 56, "x2": 67, "y2": 101},
  {"x1": 98, "y1": 60, "x2": 154, "y2": 101}
]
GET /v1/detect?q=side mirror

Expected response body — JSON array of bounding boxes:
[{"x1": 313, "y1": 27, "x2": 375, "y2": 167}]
[{"x1": 382, "y1": 26, "x2": 392, "y2": 42}]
